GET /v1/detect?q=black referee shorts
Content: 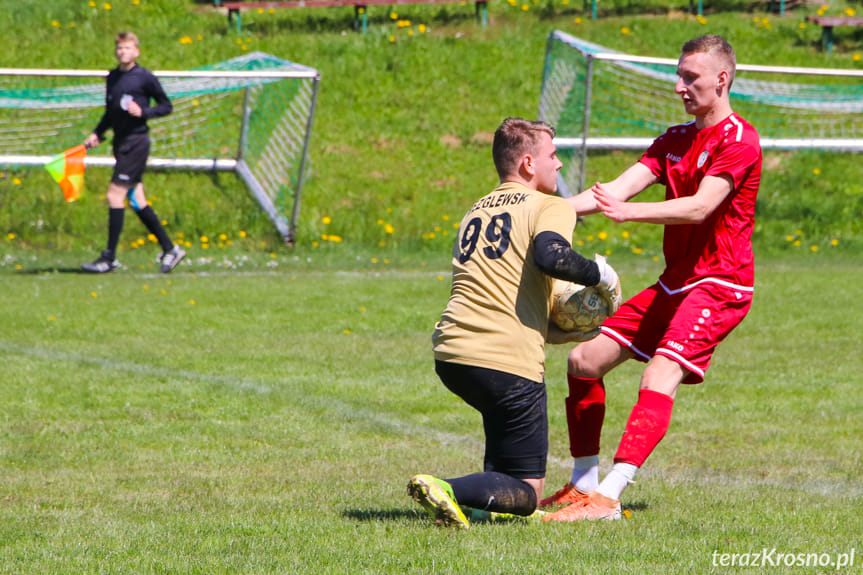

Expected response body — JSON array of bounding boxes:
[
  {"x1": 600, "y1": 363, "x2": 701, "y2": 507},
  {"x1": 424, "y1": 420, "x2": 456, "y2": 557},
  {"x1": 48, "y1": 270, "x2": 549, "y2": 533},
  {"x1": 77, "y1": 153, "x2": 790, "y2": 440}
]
[
  {"x1": 111, "y1": 132, "x2": 150, "y2": 187},
  {"x1": 434, "y1": 360, "x2": 548, "y2": 480}
]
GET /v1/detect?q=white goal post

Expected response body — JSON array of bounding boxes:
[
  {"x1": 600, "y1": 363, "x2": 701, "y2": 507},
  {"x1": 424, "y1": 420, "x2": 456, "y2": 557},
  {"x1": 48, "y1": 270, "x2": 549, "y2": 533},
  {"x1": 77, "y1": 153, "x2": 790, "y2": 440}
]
[
  {"x1": 0, "y1": 53, "x2": 320, "y2": 245},
  {"x1": 540, "y1": 31, "x2": 863, "y2": 196}
]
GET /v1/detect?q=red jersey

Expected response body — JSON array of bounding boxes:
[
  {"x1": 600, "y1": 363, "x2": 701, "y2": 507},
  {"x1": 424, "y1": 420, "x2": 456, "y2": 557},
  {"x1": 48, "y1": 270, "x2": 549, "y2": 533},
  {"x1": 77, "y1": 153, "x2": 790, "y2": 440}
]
[{"x1": 639, "y1": 113, "x2": 761, "y2": 293}]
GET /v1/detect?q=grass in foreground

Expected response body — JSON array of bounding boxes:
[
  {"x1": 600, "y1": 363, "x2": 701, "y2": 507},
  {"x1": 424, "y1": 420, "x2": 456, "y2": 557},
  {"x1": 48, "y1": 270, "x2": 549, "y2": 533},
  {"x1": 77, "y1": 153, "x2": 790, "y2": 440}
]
[{"x1": 0, "y1": 254, "x2": 860, "y2": 573}]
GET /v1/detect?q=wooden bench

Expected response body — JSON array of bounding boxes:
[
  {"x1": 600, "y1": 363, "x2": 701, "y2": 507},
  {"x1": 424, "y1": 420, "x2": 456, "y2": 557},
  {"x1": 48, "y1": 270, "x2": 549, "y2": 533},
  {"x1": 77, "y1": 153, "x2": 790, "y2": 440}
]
[
  {"x1": 217, "y1": 0, "x2": 491, "y2": 33},
  {"x1": 806, "y1": 16, "x2": 863, "y2": 53}
]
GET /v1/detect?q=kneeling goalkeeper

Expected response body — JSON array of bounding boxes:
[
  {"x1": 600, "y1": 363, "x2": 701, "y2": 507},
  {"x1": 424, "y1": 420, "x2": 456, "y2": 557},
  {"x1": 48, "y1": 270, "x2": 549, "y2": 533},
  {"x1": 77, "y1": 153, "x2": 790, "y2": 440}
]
[{"x1": 407, "y1": 118, "x2": 620, "y2": 528}]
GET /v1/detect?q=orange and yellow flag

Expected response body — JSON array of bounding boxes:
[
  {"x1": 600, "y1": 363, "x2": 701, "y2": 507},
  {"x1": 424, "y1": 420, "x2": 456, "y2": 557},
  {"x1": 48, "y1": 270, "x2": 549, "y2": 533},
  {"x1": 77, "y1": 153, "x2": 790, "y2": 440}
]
[{"x1": 45, "y1": 144, "x2": 86, "y2": 202}]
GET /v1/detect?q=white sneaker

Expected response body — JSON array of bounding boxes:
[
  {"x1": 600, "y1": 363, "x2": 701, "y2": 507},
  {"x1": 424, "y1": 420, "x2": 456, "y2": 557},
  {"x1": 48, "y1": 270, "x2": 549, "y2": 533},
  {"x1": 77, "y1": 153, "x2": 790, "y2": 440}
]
[{"x1": 159, "y1": 245, "x2": 186, "y2": 273}]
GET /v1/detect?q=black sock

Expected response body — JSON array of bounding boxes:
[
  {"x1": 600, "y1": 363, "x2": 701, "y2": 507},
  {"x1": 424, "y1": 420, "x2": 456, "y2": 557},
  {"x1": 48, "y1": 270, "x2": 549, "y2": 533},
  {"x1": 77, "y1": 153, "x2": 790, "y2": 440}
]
[
  {"x1": 135, "y1": 205, "x2": 173, "y2": 252},
  {"x1": 106, "y1": 207, "x2": 125, "y2": 259},
  {"x1": 446, "y1": 472, "x2": 538, "y2": 516}
]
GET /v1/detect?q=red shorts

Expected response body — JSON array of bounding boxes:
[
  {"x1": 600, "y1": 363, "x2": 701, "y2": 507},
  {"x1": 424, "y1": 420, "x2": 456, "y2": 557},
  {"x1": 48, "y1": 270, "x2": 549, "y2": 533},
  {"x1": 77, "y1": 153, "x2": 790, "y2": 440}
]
[{"x1": 600, "y1": 280, "x2": 753, "y2": 384}]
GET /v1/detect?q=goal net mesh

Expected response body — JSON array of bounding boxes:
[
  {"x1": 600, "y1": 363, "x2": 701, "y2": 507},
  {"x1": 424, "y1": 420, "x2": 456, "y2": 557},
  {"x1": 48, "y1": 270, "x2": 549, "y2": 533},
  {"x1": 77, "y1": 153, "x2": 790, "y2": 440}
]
[
  {"x1": 539, "y1": 31, "x2": 863, "y2": 195},
  {"x1": 0, "y1": 52, "x2": 319, "y2": 243}
]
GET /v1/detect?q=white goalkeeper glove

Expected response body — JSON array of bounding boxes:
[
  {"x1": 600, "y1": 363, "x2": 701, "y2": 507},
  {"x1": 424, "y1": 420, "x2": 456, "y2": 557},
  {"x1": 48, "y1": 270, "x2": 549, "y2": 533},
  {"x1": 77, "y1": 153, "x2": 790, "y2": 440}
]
[{"x1": 594, "y1": 254, "x2": 622, "y2": 315}]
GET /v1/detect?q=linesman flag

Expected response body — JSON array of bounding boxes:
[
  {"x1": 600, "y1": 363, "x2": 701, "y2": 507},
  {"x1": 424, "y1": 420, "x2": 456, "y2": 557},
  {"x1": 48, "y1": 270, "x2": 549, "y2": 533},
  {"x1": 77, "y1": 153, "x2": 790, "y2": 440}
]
[{"x1": 45, "y1": 144, "x2": 86, "y2": 202}]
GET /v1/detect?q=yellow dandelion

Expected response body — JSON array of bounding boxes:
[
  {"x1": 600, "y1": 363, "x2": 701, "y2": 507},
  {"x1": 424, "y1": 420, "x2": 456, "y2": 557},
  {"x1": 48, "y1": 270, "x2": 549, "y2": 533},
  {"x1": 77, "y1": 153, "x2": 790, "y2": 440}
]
[
  {"x1": 521, "y1": 4, "x2": 529, "y2": 10},
  {"x1": 322, "y1": 216, "x2": 332, "y2": 224},
  {"x1": 632, "y1": 247, "x2": 643, "y2": 254},
  {"x1": 133, "y1": 0, "x2": 140, "y2": 4},
  {"x1": 179, "y1": 36, "x2": 193, "y2": 45},
  {"x1": 390, "y1": 11, "x2": 398, "y2": 19},
  {"x1": 104, "y1": 3, "x2": 111, "y2": 10},
  {"x1": 143, "y1": 285, "x2": 149, "y2": 290},
  {"x1": 696, "y1": 14, "x2": 707, "y2": 24},
  {"x1": 360, "y1": 306, "x2": 366, "y2": 312},
  {"x1": 575, "y1": 16, "x2": 582, "y2": 24},
  {"x1": 312, "y1": 241, "x2": 319, "y2": 247},
  {"x1": 598, "y1": 231, "x2": 608, "y2": 240},
  {"x1": 622, "y1": 230, "x2": 630, "y2": 238},
  {"x1": 239, "y1": 230, "x2": 247, "y2": 238},
  {"x1": 813, "y1": 168, "x2": 821, "y2": 175},
  {"x1": 13, "y1": 177, "x2": 21, "y2": 185},
  {"x1": 200, "y1": 235, "x2": 209, "y2": 243},
  {"x1": 197, "y1": 35, "x2": 203, "y2": 41},
  {"x1": 270, "y1": 253, "x2": 276, "y2": 258},
  {"x1": 854, "y1": 54, "x2": 861, "y2": 62},
  {"x1": 372, "y1": 257, "x2": 379, "y2": 263},
  {"x1": 329, "y1": 235, "x2": 343, "y2": 243},
  {"x1": 799, "y1": 22, "x2": 806, "y2": 29},
  {"x1": 49, "y1": 316, "x2": 55, "y2": 321},
  {"x1": 793, "y1": 239, "x2": 801, "y2": 247},
  {"x1": 810, "y1": 245, "x2": 818, "y2": 252},
  {"x1": 389, "y1": 35, "x2": 396, "y2": 43},
  {"x1": 161, "y1": 289, "x2": 167, "y2": 295},
  {"x1": 438, "y1": 275, "x2": 445, "y2": 280},
  {"x1": 148, "y1": 233, "x2": 157, "y2": 243},
  {"x1": 419, "y1": 24, "x2": 427, "y2": 33},
  {"x1": 89, "y1": 0, "x2": 96, "y2": 5},
  {"x1": 52, "y1": 20, "x2": 61, "y2": 27},
  {"x1": 91, "y1": 292, "x2": 98, "y2": 298},
  {"x1": 845, "y1": 7, "x2": 855, "y2": 16},
  {"x1": 385, "y1": 223, "x2": 395, "y2": 234},
  {"x1": 408, "y1": 29, "x2": 414, "y2": 36},
  {"x1": 7, "y1": 233, "x2": 14, "y2": 239},
  {"x1": 378, "y1": 241, "x2": 386, "y2": 247},
  {"x1": 442, "y1": 214, "x2": 450, "y2": 221},
  {"x1": 219, "y1": 233, "x2": 227, "y2": 241},
  {"x1": 621, "y1": 26, "x2": 631, "y2": 35},
  {"x1": 831, "y1": 238, "x2": 839, "y2": 246},
  {"x1": 786, "y1": 234, "x2": 794, "y2": 242},
  {"x1": 257, "y1": 7, "x2": 264, "y2": 13}
]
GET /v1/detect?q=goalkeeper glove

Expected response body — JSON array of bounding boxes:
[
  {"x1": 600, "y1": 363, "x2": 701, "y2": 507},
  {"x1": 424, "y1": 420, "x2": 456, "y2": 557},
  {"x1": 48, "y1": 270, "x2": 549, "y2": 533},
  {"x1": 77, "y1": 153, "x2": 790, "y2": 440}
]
[{"x1": 594, "y1": 254, "x2": 622, "y2": 314}]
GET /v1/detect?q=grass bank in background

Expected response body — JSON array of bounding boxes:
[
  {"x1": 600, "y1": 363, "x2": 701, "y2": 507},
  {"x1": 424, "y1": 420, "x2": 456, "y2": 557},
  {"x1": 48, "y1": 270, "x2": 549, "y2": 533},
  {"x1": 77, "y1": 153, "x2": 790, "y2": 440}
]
[{"x1": 0, "y1": 1, "x2": 861, "y2": 255}]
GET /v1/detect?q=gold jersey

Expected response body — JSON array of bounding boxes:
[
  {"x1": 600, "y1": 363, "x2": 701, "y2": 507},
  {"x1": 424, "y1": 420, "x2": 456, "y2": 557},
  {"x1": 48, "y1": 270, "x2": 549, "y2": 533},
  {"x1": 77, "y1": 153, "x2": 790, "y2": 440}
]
[{"x1": 433, "y1": 181, "x2": 577, "y2": 382}]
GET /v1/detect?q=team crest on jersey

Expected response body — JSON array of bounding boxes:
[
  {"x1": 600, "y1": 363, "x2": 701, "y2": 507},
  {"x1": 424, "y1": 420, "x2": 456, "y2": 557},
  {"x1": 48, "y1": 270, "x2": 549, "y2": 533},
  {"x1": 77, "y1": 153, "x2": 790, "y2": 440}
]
[{"x1": 697, "y1": 151, "x2": 709, "y2": 168}]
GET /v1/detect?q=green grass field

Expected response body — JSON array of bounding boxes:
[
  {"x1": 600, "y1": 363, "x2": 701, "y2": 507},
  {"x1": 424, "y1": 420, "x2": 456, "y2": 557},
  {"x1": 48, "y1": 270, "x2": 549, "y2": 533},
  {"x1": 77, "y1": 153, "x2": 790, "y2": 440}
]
[
  {"x1": 1, "y1": 254, "x2": 861, "y2": 573},
  {"x1": 1, "y1": 0, "x2": 862, "y2": 572}
]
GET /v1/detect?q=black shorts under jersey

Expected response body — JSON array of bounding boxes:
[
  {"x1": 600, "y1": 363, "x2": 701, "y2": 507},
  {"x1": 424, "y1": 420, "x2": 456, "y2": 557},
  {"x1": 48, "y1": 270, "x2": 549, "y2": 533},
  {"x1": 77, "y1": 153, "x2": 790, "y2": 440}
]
[
  {"x1": 434, "y1": 360, "x2": 548, "y2": 479},
  {"x1": 111, "y1": 132, "x2": 150, "y2": 187}
]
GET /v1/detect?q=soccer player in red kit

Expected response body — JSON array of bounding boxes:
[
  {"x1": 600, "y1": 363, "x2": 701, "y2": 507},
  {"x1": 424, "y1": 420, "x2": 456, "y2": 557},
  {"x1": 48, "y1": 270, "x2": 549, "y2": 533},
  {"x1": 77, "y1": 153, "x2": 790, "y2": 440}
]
[{"x1": 541, "y1": 35, "x2": 762, "y2": 521}]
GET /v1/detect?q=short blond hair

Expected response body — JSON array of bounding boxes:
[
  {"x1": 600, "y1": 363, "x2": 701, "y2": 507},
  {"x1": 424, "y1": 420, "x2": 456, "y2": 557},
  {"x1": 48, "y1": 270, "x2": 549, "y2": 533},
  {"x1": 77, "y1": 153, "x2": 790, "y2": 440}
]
[
  {"x1": 682, "y1": 35, "x2": 736, "y2": 87},
  {"x1": 115, "y1": 31, "x2": 139, "y2": 47},
  {"x1": 492, "y1": 118, "x2": 556, "y2": 179}
]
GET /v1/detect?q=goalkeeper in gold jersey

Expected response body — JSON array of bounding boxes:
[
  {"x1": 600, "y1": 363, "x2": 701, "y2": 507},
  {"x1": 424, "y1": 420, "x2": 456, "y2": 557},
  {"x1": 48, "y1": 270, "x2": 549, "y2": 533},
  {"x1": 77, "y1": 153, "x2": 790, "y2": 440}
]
[{"x1": 407, "y1": 118, "x2": 620, "y2": 528}]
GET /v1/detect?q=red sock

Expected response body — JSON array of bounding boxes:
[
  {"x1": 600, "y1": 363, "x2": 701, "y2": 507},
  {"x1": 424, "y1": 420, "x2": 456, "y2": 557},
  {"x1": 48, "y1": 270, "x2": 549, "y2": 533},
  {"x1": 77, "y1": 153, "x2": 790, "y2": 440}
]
[
  {"x1": 614, "y1": 389, "x2": 674, "y2": 467},
  {"x1": 565, "y1": 375, "x2": 605, "y2": 458}
]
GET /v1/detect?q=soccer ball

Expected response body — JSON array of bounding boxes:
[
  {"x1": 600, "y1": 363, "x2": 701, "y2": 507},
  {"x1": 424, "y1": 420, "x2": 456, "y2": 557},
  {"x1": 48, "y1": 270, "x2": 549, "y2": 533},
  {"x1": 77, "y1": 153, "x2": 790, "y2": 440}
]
[{"x1": 550, "y1": 279, "x2": 613, "y2": 334}]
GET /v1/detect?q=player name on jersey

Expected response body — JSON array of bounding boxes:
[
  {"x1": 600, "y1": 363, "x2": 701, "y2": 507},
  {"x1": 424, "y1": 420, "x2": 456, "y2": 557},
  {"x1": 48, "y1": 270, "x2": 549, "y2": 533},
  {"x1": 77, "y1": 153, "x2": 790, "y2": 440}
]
[{"x1": 467, "y1": 191, "x2": 529, "y2": 214}]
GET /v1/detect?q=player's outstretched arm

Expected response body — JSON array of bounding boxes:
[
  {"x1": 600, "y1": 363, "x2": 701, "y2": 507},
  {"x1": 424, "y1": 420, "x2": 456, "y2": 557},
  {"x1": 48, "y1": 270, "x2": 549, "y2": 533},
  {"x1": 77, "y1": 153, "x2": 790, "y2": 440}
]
[{"x1": 84, "y1": 133, "x2": 100, "y2": 149}]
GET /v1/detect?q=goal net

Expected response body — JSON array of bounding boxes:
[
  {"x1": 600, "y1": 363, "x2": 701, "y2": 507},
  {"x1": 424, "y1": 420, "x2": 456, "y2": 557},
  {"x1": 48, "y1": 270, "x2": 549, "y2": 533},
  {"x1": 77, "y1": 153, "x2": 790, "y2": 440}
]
[
  {"x1": 539, "y1": 31, "x2": 863, "y2": 196},
  {"x1": 0, "y1": 52, "x2": 320, "y2": 244}
]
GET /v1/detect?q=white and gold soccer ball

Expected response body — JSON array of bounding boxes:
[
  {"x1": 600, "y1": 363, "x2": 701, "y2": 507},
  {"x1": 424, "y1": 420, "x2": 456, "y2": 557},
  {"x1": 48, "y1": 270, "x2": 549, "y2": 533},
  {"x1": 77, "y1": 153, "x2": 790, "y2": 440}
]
[{"x1": 550, "y1": 279, "x2": 614, "y2": 334}]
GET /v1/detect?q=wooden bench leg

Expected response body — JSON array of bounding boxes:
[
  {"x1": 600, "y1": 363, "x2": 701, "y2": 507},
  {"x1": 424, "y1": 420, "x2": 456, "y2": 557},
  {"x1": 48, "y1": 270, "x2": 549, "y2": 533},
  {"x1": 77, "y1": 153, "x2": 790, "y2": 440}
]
[
  {"x1": 822, "y1": 25, "x2": 834, "y2": 53},
  {"x1": 227, "y1": 8, "x2": 242, "y2": 33},
  {"x1": 354, "y1": 5, "x2": 367, "y2": 33},
  {"x1": 476, "y1": 1, "x2": 488, "y2": 27}
]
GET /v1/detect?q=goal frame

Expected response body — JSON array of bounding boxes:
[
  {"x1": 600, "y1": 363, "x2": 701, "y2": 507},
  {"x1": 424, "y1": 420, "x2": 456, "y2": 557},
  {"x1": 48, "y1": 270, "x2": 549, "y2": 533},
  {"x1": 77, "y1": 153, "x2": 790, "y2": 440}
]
[{"x1": 0, "y1": 66, "x2": 320, "y2": 245}]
